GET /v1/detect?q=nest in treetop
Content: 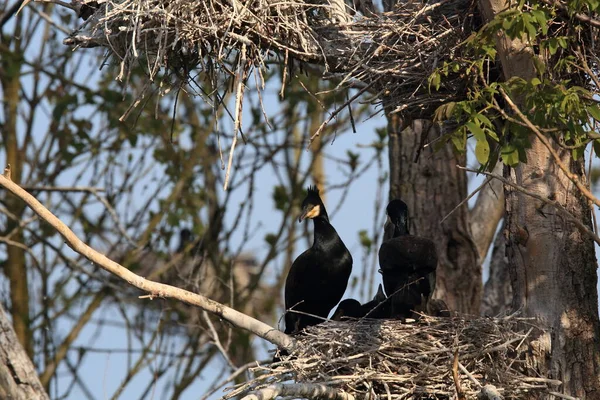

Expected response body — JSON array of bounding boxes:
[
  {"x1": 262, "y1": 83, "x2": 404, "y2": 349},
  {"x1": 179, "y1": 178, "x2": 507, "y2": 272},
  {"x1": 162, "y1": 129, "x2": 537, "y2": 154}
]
[
  {"x1": 63, "y1": 0, "x2": 478, "y2": 119},
  {"x1": 227, "y1": 315, "x2": 561, "y2": 399}
]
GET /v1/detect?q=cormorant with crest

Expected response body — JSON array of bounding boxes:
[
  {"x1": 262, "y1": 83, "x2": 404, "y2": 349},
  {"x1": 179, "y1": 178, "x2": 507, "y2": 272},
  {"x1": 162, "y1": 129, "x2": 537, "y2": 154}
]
[
  {"x1": 379, "y1": 199, "x2": 438, "y2": 319},
  {"x1": 284, "y1": 186, "x2": 353, "y2": 334}
]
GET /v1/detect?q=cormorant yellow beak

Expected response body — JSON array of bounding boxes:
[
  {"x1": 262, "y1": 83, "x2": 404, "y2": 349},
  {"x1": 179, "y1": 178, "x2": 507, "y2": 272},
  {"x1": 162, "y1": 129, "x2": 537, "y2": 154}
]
[{"x1": 299, "y1": 204, "x2": 320, "y2": 222}]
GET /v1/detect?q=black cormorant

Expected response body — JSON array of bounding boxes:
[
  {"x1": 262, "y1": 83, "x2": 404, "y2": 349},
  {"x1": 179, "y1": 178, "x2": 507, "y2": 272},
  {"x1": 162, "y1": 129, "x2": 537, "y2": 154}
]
[
  {"x1": 284, "y1": 186, "x2": 353, "y2": 334},
  {"x1": 331, "y1": 299, "x2": 363, "y2": 321},
  {"x1": 379, "y1": 199, "x2": 438, "y2": 319},
  {"x1": 332, "y1": 284, "x2": 390, "y2": 321},
  {"x1": 360, "y1": 283, "x2": 391, "y2": 319}
]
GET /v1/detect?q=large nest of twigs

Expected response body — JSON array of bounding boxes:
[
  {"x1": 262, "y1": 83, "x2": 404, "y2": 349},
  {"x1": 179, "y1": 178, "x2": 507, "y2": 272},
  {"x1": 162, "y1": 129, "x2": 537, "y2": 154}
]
[
  {"x1": 228, "y1": 316, "x2": 561, "y2": 399},
  {"x1": 65, "y1": 0, "x2": 479, "y2": 118}
]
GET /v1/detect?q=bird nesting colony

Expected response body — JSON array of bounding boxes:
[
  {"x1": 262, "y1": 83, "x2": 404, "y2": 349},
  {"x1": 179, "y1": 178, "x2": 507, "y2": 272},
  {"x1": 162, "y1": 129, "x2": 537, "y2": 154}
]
[
  {"x1": 64, "y1": 0, "x2": 477, "y2": 117},
  {"x1": 229, "y1": 316, "x2": 559, "y2": 400}
]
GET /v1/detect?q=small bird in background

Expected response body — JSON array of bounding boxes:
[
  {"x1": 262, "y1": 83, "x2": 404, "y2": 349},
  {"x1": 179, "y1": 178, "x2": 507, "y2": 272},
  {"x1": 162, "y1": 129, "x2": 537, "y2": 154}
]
[
  {"x1": 379, "y1": 199, "x2": 440, "y2": 320},
  {"x1": 283, "y1": 186, "x2": 353, "y2": 334}
]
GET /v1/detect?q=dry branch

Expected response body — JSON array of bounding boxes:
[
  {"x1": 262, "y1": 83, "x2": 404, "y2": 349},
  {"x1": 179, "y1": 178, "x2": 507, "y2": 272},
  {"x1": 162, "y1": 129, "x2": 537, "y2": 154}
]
[
  {"x1": 228, "y1": 316, "x2": 561, "y2": 400},
  {"x1": 241, "y1": 383, "x2": 356, "y2": 400},
  {"x1": 0, "y1": 173, "x2": 294, "y2": 351},
  {"x1": 58, "y1": 0, "x2": 477, "y2": 118}
]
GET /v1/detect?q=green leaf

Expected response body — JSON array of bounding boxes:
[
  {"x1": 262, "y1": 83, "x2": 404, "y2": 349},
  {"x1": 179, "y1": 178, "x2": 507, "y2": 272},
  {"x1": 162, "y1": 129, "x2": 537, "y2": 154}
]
[
  {"x1": 593, "y1": 140, "x2": 600, "y2": 158},
  {"x1": 558, "y1": 37, "x2": 568, "y2": 49},
  {"x1": 264, "y1": 234, "x2": 278, "y2": 246},
  {"x1": 475, "y1": 139, "x2": 491, "y2": 164},
  {"x1": 429, "y1": 71, "x2": 441, "y2": 91},
  {"x1": 445, "y1": 102, "x2": 456, "y2": 119},
  {"x1": 358, "y1": 230, "x2": 372, "y2": 251},
  {"x1": 530, "y1": 77, "x2": 542, "y2": 86},
  {"x1": 502, "y1": 17, "x2": 514, "y2": 31},
  {"x1": 501, "y1": 145, "x2": 520, "y2": 166},
  {"x1": 589, "y1": 105, "x2": 600, "y2": 121},
  {"x1": 476, "y1": 114, "x2": 493, "y2": 128},
  {"x1": 465, "y1": 121, "x2": 485, "y2": 141},
  {"x1": 531, "y1": 10, "x2": 548, "y2": 34},
  {"x1": 525, "y1": 22, "x2": 537, "y2": 41},
  {"x1": 548, "y1": 38, "x2": 559, "y2": 55}
]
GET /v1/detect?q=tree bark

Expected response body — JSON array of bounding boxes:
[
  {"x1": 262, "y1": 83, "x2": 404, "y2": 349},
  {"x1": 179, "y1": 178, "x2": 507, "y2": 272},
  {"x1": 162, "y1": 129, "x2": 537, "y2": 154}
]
[
  {"x1": 477, "y1": 0, "x2": 600, "y2": 396},
  {"x1": 1, "y1": 37, "x2": 32, "y2": 359},
  {"x1": 0, "y1": 303, "x2": 49, "y2": 400},
  {"x1": 504, "y1": 142, "x2": 600, "y2": 397},
  {"x1": 387, "y1": 115, "x2": 481, "y2": 314}
]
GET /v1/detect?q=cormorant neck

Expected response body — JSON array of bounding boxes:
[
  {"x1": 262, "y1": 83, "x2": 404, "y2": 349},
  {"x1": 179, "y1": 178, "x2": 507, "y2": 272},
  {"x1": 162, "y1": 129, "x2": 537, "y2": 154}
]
[
  {"x1": 393, "y1": 215, "x2": 409, "y2": 237},
  {"x1": 312, "y1": 216, "x2": 336, "y2": 246}
]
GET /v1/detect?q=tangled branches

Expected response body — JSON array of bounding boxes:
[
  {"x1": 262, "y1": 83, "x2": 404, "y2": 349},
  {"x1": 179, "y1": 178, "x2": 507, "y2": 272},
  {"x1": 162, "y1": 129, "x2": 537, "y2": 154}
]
[
  {"x1": 63, "y1": 0, "x2": 478, "y2": 118},
  {"x1": 226, "y1": 315, "x2": 562, "y2": 399}
]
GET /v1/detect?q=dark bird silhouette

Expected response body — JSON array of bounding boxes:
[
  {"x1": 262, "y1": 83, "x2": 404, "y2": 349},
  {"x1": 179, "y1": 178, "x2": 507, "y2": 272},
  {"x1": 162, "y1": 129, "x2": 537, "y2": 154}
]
[
  {"x1": 284, "y1": 186, "x2": 353, "y2": 334},
  {"x1": 332, "y1": 284, "x2": 391, "y2": 321},
  {"x1": 176, "y1": 228, "x2": 202, "y2": 256},
  {"x1": 331, "y1": 299, "x2": 363, "y2": 321},
  {"x1": 360, "y1": 283, "x2": 391, "y2": 319},
  {"x1": 379, "y1": 199, "x2": 438, "y2": 319}
]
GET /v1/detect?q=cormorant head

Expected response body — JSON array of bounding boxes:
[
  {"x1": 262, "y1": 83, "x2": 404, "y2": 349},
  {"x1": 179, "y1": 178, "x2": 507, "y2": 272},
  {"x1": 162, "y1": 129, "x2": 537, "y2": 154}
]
[
  {"x1": 299, "y1": 185, "x2": 328, "y2": 223},
  {"x1": 332, "y1": 299, "x2": 363, "y2": 320},
  {"x1": 386, "y1": 199, "x2": 409, "y2": 236},
  {"x1": 374, "y1": 284, "x2": 386, "y2": 302}
]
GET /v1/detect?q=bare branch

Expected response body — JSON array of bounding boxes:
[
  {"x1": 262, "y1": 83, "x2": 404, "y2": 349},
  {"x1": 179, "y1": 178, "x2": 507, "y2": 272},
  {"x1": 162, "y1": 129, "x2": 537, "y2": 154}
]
[{"x1": 0, "y1": 174, "x2": 294, "y2": 351}]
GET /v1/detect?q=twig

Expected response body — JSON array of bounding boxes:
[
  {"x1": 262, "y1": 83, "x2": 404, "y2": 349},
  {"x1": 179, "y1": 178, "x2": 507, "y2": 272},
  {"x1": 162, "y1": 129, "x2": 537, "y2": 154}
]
[
  {"x1": 240, "y1": 383, "x2": 355, "y2": 400},
  {"x1": 0, "y1": 173, "x2": 294, "y2": 351},
  {"x1": 19, "y1": 186, "x2": 106, "y2": 192},
  {"x1": 441, "y1": 175, "x2": 493, "y2": 223},
  {"x1": 223, "y1": 44, "x2": 247, "y2": 191},
  {"x1": 308, "y1": 80, "x2": 377, "y2": 147},
  {"x1": 203, "y1": 310, "x2": 237, "y2": 370},
  {"x1": 452, "y1": 347, "x2": 465, "y2": 400},
  {"x1": 547, "y1": 391, "x2": 579, "y2": 400}
]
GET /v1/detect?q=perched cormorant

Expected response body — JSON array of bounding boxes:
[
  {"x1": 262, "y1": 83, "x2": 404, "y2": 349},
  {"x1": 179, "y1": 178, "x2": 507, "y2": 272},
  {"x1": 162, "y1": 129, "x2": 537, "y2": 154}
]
[
  {"x1": 331, "y1": 299, "x2": 363, "y2": 321},
  {"x1": 284, "y1": 186, "x2": 353, "y2": 334},
  {"x1": 379, "y1": 199, "x2": 438, "y2": 319}
]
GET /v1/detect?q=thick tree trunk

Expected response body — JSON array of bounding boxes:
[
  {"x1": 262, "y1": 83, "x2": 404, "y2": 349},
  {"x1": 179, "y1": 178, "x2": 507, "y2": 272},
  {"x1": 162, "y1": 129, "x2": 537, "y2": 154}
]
[
  {"x1": 0, "y1": 303, "x2": 49, "y2": 400},
  {"x1": 505, "y1": 142, "x2": 600, "y2": 397},
  {"x1": 476, "y1": 0, "x2": 600, "y2": 396},
  {"x1": 387, "y1": 115, "x2": 481, "y2": 314}
]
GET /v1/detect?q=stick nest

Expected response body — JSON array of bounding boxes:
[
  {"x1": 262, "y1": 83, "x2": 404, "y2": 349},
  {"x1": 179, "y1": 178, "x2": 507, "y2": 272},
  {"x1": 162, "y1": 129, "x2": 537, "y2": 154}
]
[
  {"x1": 229, "y1": 315, "x2": 560, "y2": 399},
  {"x1": 65, "y1": 0, "x2": 479, "y2": 118}
]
